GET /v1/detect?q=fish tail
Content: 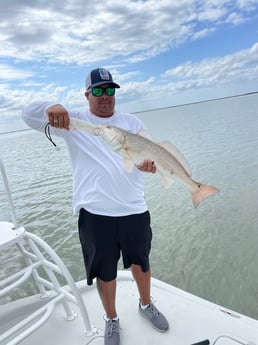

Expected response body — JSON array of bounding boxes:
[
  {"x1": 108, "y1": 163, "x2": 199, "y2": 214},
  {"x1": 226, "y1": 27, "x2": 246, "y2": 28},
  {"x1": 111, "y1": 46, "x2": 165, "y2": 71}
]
[{"x1": 192, "y1": 182, "x2": 219, "y2": 208}]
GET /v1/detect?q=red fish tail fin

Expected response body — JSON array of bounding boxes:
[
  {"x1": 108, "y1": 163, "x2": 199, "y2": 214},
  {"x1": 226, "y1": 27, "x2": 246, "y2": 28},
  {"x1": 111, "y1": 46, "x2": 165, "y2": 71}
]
[{"x1": 192, "y1": 183, "x2": 219, "y2": 208}]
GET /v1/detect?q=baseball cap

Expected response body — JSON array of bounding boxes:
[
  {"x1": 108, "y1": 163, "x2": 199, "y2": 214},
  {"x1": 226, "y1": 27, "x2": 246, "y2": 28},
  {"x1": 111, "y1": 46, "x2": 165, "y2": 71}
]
[{"x1": 85, "y1": 68, "x2": 120, "y2": 90}]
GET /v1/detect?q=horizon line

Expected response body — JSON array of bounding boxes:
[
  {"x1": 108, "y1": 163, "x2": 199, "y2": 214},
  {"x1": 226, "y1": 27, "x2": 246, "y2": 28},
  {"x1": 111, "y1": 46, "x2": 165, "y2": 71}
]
[
  {"x1": 133, "y1": 91, "x2": 258, "y2": 114},
  {"x1": 1, "y1": 91, "x2": 257, "y2": 135}
]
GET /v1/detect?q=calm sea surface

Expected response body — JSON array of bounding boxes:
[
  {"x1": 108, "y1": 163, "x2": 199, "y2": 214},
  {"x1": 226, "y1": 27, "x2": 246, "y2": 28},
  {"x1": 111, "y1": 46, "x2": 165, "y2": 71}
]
[{"x1": 1, "y1": 94, "x2": 258, "y2": 319}]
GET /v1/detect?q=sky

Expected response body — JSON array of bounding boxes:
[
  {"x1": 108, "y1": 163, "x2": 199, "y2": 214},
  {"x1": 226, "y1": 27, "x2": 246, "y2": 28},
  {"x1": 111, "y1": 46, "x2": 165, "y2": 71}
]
[{"x1": 0, "y1": 0, "x2": 258, "y2": 132}]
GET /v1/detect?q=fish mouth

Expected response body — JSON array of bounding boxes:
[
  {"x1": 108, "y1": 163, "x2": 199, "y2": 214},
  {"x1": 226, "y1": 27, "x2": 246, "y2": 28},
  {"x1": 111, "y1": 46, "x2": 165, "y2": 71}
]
[{"x1": 94, "y1": 125, "x2": 104, "y2": 136}]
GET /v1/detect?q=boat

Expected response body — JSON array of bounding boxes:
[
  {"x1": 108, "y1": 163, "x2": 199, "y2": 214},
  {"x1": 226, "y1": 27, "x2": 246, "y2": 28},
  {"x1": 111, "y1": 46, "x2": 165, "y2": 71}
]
[{"x1": 1, "y1": 156, "x2": 258, "y2": 345}]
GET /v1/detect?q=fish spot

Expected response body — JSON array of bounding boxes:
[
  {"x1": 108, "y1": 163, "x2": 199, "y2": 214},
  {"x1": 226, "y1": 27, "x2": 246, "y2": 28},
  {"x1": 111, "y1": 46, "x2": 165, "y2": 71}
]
[{"x1": 170, "y1": 170, "x2": 174, "y2": 175}]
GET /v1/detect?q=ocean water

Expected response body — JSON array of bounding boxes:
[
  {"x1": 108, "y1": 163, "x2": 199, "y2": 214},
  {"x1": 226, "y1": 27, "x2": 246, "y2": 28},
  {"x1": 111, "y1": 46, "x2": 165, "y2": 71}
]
[{"x1": 1, "y1": 93, "x2": 258, "y2": 319}]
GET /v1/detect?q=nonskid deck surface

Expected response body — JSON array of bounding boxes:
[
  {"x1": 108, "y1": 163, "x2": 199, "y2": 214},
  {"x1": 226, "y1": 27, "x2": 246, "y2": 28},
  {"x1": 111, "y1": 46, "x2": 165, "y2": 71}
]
[{"x1": 1, "y1": 271, "x2": 258, "y2": 345}]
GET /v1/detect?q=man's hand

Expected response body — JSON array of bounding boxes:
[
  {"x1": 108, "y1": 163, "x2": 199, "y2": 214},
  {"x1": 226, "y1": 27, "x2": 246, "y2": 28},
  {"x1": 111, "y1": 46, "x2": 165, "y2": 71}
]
[
  {"x1": 136, "y1": 160, "x2": 157, "y2": 174},
  {"x1": 47, "y1": 104, "x2": 70, "y2": 130}
]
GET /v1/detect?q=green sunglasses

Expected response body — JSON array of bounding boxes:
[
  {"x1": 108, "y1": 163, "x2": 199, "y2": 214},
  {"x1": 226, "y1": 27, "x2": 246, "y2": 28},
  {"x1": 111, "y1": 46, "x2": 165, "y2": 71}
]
[{"x1": 90, "y1": 87, "x2": 116, "y2": 97}]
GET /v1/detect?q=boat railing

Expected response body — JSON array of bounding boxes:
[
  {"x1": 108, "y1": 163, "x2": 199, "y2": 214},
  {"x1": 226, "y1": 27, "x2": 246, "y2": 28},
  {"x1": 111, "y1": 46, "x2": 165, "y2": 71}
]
[
  {"x1": 0, "y1": 157, "x2": 97, "y2": 345},
  {"x1": 0, "y1": 158, "x2": 17, "y2": 228}
]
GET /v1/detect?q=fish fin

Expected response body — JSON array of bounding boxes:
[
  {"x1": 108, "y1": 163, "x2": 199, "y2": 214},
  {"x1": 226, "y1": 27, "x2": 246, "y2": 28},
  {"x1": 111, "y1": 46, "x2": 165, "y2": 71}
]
[
  {"x1": 158, "y1": 140, "x2": 192, "y2": 176},
  {"x1": 138, "y1": 130, "x2": 154, "y2": 141},
  {"x1": 160, "y1": 174, "x2": 174, "y2": 189},
  {"x1": 123, "y1": 158, "x2": 135, "y2": 173},
  {"x1": 192, "y1": 182, "x2": 219, "y2": 208}
]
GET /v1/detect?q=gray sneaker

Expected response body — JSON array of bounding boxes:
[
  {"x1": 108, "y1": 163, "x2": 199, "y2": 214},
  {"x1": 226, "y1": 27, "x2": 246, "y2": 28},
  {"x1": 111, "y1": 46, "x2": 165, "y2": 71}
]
[
  {"x1": 104, "y1": 319, "x2": 120, "y2": 345},
  {"x1": 139, "y1": 302, "x2": 169, "y2": 332}
]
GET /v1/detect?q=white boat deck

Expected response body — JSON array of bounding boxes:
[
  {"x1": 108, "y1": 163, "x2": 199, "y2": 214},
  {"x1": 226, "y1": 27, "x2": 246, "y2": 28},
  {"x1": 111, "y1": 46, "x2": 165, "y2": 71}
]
[{"x1": 1, "y1": 271, "x2": 258, "y2": 345}]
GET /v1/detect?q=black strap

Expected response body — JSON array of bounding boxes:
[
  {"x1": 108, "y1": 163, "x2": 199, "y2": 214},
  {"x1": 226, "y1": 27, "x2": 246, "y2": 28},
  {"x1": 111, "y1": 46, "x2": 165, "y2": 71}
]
[{"x1": 44, "y1": 123, "x2": 58, "y2": 149}]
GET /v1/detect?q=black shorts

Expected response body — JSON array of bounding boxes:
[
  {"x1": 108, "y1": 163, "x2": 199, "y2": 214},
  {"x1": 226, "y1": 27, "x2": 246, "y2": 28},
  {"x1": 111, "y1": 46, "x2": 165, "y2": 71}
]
[{"x1": 78, "y1": 209, "x2": 152, "y2": 285}]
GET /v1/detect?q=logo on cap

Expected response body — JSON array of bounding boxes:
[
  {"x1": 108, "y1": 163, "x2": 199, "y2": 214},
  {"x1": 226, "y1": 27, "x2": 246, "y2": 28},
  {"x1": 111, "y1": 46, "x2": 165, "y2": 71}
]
[{"x1": 99, "y1": 68, "x2": 110, "y2": 81}]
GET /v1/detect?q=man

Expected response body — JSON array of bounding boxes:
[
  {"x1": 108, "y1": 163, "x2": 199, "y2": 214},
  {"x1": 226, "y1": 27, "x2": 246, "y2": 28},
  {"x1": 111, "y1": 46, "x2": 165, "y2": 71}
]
[{"x1": 22, "y1": 68, "x2": 169, "y2": 345}]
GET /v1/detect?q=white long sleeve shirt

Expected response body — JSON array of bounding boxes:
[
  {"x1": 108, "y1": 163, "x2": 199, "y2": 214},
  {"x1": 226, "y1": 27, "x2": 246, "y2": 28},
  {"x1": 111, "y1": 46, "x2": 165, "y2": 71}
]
[{"x1": 22, "y1": 101, "x2": 148, "y2": 216}]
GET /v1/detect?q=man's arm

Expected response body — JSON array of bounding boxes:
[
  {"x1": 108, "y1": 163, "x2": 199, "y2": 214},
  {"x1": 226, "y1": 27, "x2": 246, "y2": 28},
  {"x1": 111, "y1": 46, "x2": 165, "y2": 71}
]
[{"x1": 22, "y1": 101, "x2": 70, "y2": 132}]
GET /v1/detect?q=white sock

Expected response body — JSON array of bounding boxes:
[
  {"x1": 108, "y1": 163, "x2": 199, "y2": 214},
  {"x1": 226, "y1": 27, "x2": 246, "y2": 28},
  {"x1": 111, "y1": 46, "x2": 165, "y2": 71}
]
[
  {"x1": 140, "y1": 303, "x2": 150, "y2": 310},
  {"x1": 112, "y1": 316, "x2": 119, "y2": 321},
  {"x1": 104, "y1": 315, "x2": 119, "y2": 321}
]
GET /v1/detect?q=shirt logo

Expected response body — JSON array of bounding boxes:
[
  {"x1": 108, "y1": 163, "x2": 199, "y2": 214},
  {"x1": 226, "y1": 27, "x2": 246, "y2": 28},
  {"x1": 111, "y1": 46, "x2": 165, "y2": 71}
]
[{"x1": 99, "y1": 68, "x2": 110, "y2": 80}]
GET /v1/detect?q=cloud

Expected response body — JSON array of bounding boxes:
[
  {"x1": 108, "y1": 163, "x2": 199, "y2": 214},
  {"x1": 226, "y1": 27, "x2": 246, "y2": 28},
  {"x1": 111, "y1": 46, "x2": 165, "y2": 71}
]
[
  {"x1": 236, "y1": 0, "x2": 258, "y2": 11},
  {"x1": 192, "y1": 28, "x2": 216, "y2": 40},
  {"x1": 0, "y1": 64, "x2": 34, "y2": 80},
  {"x1": 1, "y1": 0, "x2": 257, "y2": 64},
  {"x1": 0, "y1": 0, "x2": 258, "y2": 126},
  {"x1": 1, "y1": 40, "x2": 258, "y2": 121},
  {"x1": 225, "y1": 11, "x2": 247, "y2": 24},
  {"x1": 163, "y1": 42, "x2": 258, "y2": 88}
]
